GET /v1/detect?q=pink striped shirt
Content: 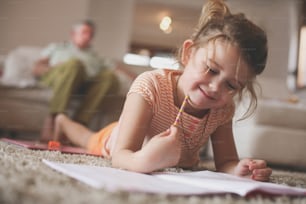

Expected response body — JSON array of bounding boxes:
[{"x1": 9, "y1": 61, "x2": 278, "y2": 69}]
[{"x1": 108, "y1": 69, "x2": 235, "y2": 167}]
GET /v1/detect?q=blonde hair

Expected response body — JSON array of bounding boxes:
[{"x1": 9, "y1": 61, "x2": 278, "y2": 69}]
[{"x1": 177, "y1": 0, "x2": 268, "y2": 119}]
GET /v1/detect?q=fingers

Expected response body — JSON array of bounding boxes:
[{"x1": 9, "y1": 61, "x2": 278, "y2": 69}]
[
  {"x1": 159, "y1": 125, "x2": 179, "y2": 137},
  {"x1": 158, "y1": 129, "x2": 171, "y2": 138},
  {"x1": 235, "y1": 158, "x2": 252, "y2": 176},
  {"x1": 170, "y1": 125, "x2": 179, "y2": 134},
  {"x1": 236, "y1": 159, "x2": 272, "y2": 182},
  {"x1": 248, "y1": 159, "x2": 267, "y2": 171},
  {"x1": 251, "y1": 167, "x2": 272, "y2": 182},
  {"x1": 248, "y1": 159, "x2": 272, "y2": 182}
]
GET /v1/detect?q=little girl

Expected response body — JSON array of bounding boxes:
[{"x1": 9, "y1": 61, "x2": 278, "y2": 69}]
[{"x1": 53, "y1": 0, "x2": 272, "y2": 181}]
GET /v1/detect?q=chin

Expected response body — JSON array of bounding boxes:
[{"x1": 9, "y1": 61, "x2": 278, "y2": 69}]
[
  {"x1": 188, "y1": 97, "x2": 208, "y2": 110},
  {"x1": 189, "y1": 97, "x2": 224, "y2": 110}
]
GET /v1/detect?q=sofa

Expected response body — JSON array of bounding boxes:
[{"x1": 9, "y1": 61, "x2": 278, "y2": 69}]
[
  {"x1": 207, "y1": 77, "x2": 306, "y2": 170},
  {"x1": 0, "y1": 59, "x2": 151, "y2": 137},
  {"x1": 233, "y1": 96, "x2": 306, "y2": 169}
]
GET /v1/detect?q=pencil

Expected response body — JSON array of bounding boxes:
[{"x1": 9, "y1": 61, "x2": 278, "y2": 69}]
[{"x1": 173, "y1": 95, "x2": 189, "y2": 127}]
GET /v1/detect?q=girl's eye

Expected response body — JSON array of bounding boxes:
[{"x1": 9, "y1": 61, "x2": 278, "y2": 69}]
[
  {"x1": 207, "y1": 66, "x2": 218, "y2": 74},
  {"x1": 227, "y1": 83, "x2": 237, "y2": 90},
  {"x1": 226, "y1": 82, "x2": 240, "y2": 91}
]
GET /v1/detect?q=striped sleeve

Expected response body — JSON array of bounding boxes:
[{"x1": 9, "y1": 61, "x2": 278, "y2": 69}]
[{"x1": 127, "y1": 71, "x2": 157, "y2": 109}]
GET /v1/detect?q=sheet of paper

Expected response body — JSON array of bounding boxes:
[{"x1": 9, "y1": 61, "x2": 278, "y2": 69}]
[
  {"x1": 43, "y1": 159, "x2": 306, "y2": 196},
  {"x1": 153, "y1": 171, "x2": 306, "y2": 196},
  {"x1": 43, "y1": 159, "x2": 218, "y2": 195}
]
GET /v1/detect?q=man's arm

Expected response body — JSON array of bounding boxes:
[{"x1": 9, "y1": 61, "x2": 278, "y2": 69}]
[{"x1": 32, "y1": 57, "x2": 51, "y2": 77}]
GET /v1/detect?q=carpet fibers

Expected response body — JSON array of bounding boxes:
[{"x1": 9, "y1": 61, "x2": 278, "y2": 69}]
[{"x1": 0, "y1": 141, "x2": 306, "y2": 204}]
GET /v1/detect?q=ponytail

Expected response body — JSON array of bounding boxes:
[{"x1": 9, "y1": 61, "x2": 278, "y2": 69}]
[{"x1": 192, "y1": 0, "x2": 230, "y2": 39}]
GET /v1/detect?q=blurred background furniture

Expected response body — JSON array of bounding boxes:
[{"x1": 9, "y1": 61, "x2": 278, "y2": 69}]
[
  {"x1": 0, "y1": 60, "x2": 151, "y2": 138},
  {"x1": 206, "y1": 77, "x2": 306, "y2": 170},
  {"x1": 233, "y1": 97, "x2": 306, "y2": 170}
]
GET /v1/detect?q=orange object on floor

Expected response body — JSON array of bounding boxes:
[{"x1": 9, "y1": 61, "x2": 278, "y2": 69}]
[{"x1": 48, "y1": 140, "x2": 61, "y2": 150}]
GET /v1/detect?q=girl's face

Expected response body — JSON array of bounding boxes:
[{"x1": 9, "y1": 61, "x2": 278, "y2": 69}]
[{"x1": 181, "y1": 39, "x2": 251, "y2": 111}]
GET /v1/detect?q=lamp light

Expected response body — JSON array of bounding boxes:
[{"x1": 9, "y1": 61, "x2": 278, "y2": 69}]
[{"x1": 159, "y1": 16, "x2": 172, "y2": 34}]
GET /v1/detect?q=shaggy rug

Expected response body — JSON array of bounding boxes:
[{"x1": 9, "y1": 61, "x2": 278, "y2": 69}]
[{"x1": 0, "y1": 140, "x2": 305, "y2": 204}]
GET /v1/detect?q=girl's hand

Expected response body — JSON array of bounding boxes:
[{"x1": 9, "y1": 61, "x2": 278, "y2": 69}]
[
  {"x1": 235, "y1": 158, "x2": 272, "y2": 182},
  {"x1": 141, "y1": 125, "x2": 182, "y2": 171}
]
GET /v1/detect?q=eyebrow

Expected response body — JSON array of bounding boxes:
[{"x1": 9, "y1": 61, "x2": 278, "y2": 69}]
[
  {"x1": 208, "y1": 58, "x2": 244, "y2": 87},
  {"x1": 208, "y1": 58, "x2": 223, "y2": 70}
]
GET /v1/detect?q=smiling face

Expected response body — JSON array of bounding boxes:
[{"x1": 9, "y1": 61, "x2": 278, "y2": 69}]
[{"x1": 180, "y1": 39, "x2": 252, "y2": 112}]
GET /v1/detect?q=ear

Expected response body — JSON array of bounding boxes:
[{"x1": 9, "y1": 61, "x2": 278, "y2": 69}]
[{"x1": 181, "y1": 39, "x2": 194, "y2": 66}]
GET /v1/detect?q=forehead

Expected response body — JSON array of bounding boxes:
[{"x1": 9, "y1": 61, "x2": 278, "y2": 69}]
[
  {"x1": 201, "y1": 39, "x2": 252, "y2": 81},
  {"x1": 74, "y1": 24, "x2": 93, "y2": 33}
]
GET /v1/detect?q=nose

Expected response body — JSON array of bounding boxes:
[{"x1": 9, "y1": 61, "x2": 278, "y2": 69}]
[{"x1": 208, "y1": 80, "x2": 220, "y2": 92}]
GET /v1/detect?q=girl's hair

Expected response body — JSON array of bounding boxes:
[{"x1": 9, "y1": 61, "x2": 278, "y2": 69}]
[{"x1": 178, "y1": 0, "x2": 268, "y2": 119}]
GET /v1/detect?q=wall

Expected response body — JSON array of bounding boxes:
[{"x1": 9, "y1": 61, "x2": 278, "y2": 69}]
[
  {"x1": 0, "y1": 0, "x2": 88, "y2": 54},
  {"x1": 0, "y1": 0, "x2": 304, "y2": 98},
  {"x1": 233, "y1": 0, "x2": 306, "y2": 100},
  {"x1": 0, "y1": 0, "x2": 134, "y2": 61},
  {"x1": 87, "y1": 0, "x2": 134, "y2": 60},
  {"x1": 227, "y1": 0, "x2": 300, "y2": 94}
]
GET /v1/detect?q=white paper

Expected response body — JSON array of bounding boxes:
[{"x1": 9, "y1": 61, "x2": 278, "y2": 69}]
[{"x1": 42, "y1": 159, "x2": 306, "y2": 196}]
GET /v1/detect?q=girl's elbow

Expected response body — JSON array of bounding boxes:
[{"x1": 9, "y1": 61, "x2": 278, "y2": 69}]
[
  {"x1": 110, "y1": 154, "x2": 122, "y2": 169},
  {"x1": 111, "y1": 151, "x2": 153, "y2": 173}
]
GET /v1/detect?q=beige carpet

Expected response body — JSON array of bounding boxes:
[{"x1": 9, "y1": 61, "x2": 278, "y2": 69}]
[{"x1": 0, "y1": 140, "x2": 306, "y2": 204}]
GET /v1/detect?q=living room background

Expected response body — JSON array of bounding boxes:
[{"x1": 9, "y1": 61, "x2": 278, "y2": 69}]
[{"x1": 0, "y1": 0, "x2": 304, "y2": 98}]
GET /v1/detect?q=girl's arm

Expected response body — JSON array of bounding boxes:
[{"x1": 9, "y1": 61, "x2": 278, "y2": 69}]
[
  {"x1": 210, "y1": 120, "x2": 240, "y2": 174},
  {"x1": 211, "y1": 120, "x2": 272, "y2": 181},
  {"x1": 111, "y1": 93, "x2": 181, "y2": 173}
]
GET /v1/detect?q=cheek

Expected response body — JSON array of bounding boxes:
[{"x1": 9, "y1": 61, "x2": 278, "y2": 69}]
[
  {"x1": 217, "y1": 94, "x2": 234, "y2": 106},
  {"x1": 185, "y1": 70, "x2": 204, "y2": 88}
]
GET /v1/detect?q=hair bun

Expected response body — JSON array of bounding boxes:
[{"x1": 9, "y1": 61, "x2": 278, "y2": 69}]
[{"x1": 197, "y1": 0, "x2": 230, "y2": 29}]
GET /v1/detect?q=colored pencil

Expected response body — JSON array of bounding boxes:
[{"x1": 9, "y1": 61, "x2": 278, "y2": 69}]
[{"x1": 173, "y1": 95, "x2": 189, "y2": 127}]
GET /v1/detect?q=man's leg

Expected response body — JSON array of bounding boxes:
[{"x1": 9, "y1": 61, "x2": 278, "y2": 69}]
[
  {"x1": 74, "y1": 69, "x2": 119, "y2": 125},
  {"x1": 39, "y1": 59, "x2": 87, "y2": 141},
  {"x1": 41, "y1": 59, "x2": 87, "y2": 113}
]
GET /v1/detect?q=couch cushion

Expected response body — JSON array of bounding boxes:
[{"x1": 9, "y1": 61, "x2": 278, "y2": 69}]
[
  {"x1": 0, "y1": 97, "x2": 49, "y2": 132},
  {"x1": 0, "y1": 46, "x2": 41, "y2": 88},
  {"x1": 256, "y1": 76, "x2": 291, "y2": 99},
  {"x1": 0, "y1": 85, "x2": 52, "y2": 103},
  {"x1": 251, "y1": 99, "x2": 306, "y2": 130},
  {"x1": 233, "y1": 124, "x2": 306, "y2": 169}
]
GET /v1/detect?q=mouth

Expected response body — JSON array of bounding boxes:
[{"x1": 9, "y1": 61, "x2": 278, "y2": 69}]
[{"x1": 199, "y1": 87, "x2": 215, "y2": 100}]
